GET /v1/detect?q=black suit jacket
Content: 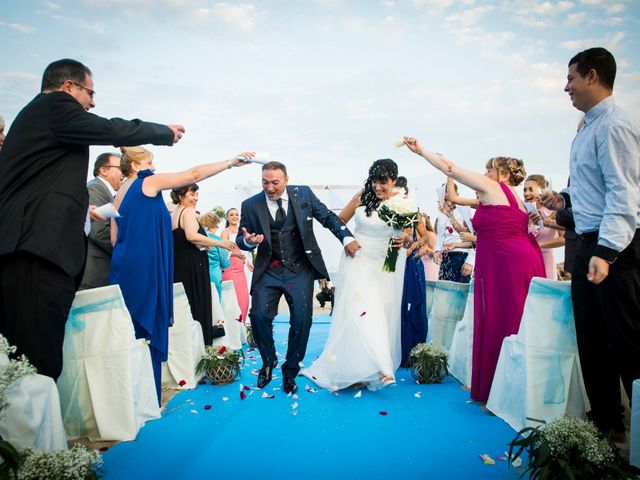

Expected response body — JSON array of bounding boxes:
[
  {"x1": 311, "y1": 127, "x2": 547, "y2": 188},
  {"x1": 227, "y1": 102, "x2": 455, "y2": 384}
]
[
  {"x1": 0, "y1": 91, "x2": 174, "y2": 277},
  {"x1": 237, "y1": 185, "x2": 354, "y2": 291},
  {"x1": 79, "y1": 177, "x2": 114, "y2": 289}
]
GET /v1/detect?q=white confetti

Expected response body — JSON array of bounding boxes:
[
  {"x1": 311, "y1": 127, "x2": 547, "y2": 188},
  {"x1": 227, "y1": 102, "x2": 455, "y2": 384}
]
[
  {"x1": 292, "y1": 410, "x2": 298, "y2": 416},
  {"x1": 329, "y1": 385, "x2": 339, "y2": 393},
  {"x1": 190, "y1": 409, "x2": 198, "y2": 414},
  {"x1": 222, "y1": 397, "x2": 229, "y2": 402},
  {"x1": 414, "y1": 392, "x2": 421, "y2": 398},
  {"x1": 292, "y1": 394, "x2": 299, "y2": 399},
  {"x1": 306, "y1": 216, "x2": 312, "y2": 220},
  {"x1": 291, "y1": 402, "x2": 299, "y2": 409},
  {"x1": 354, "y1": 391, "x2": 362, "y2": 398},
  {"x1": 305, "y1": 250, "x2": 312, "y2": 254}
]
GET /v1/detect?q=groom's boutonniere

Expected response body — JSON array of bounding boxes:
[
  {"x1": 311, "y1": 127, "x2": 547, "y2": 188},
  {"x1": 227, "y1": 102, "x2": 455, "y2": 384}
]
[{"x1": 377, "y1": 195, "x2": 419, "y2": 272}]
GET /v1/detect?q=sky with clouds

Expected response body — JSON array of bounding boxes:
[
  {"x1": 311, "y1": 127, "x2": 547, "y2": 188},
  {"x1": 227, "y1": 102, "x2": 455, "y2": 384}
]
[{"x1": 1, "y1": 0, "x2": 639, "y2": 269}]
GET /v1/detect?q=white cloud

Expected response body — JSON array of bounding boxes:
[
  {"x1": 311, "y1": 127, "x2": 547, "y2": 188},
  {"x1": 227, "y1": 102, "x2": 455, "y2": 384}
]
[
  {"x1": 565, "y1": 11, "x2": 588, "y2": 26},
  {"x1": 0, "y1": 21, "x2": 36, "y2": 33},
  {"x1": 210, "y1": 3, "x2": 257, "y2": 30},
  {"x1": 560, "y1": 31, "x2": 626, "y2": 51},
  {"x1": 445, "y1": 5, "x2": 493, "y2": 27},
  {"x1": 579, "y1": 0, "x2": 605, "y2": 5},
  {"x1": 448, "y1": 26, "x2": 515, "y2": 47},
  {"x1": 606, "y1": 3, "x2": 625, "y2": 14},
  {"x1": 532, "y1": 1, "x2": 574, "y2": 15},
  {"x1": 411, "y1": 0, "x2": 454, "y2": 10},
  {"x1": 596, "y1": 16, "x2": 626, "y2": 26},
  {"x1": 44, "y1": 1, "x2": 61, "y2": 9}
]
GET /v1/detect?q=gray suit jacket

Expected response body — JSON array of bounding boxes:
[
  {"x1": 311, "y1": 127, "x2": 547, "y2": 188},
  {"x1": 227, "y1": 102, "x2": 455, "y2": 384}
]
[{"x1": 79, "y1": 177, "x2": 114, "y2": 289}]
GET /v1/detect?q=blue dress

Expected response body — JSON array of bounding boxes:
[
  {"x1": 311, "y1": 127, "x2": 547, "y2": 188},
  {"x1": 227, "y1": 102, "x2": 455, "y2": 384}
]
[
  {"x1": 205, "y1": 230, "x2": 230, "y2": 299},
  {"x1": 400, "y1": 233, "x2": 427, "y2": 367},
  {"x1": 110, "y1": 170, "x2": 173, "y2": 402}
]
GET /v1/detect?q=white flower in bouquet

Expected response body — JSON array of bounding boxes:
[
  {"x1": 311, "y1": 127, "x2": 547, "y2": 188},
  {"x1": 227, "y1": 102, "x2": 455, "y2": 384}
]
[{"x1": 377, "y1": 194, "x2": 419, "y2": 271}]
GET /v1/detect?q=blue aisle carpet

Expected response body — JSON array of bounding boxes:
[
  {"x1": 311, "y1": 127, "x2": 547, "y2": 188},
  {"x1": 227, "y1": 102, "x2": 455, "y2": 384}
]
[{"x1": 102, "y1": 314, "x2": 524, "y2": 480}]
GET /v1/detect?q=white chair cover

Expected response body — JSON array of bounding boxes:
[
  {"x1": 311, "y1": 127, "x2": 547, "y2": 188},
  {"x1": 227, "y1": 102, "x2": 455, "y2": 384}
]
[
  {"x1": 487, "y1": 278, "x2": 589, "y2": 432},
  {"x1": 0, "y1": 354, "x2": 67, "y2": 452},
  {"x1": 426, "y1": 280, "x2": 470, "y2": 350},
  {"x1": 425, "y1": 280, "x2": 436, "y2": 322},
  {"x1": 631, "y1": 379, "x2": 640, "y2": 468},
  {"x1": 211, "y1": 283, "x2": 243, "y2": 350},
  {"x1": 161, "y1": 283, "x2": 206, "y2": 389},
  {"x1": 447, "y1": 281, "x2": 474, "y2": 387},
  {"x1": 57, "y1": 285, "x2": 160, "y2": 441}
]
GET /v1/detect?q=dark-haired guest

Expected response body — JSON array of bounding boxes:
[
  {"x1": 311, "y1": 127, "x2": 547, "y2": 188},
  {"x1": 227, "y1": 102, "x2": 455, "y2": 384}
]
[
  {"x1": 0, "y1": 58, "x2": 184, "y2": 379},
  {"x1": 79, "y1": 152, "x2": 123, "y2": 290},
  {"x1": 171, "y1": 185, "x2": 235, "y2": 346},
  {"x1": 542, "y1": 47, "x2": 640, "y2": 443}
]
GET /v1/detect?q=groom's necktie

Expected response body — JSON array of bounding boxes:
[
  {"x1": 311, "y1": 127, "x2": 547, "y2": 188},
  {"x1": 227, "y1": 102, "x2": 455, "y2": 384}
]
[{"x1": 275, "y1": 198, "x2": 286, "y2": 226}]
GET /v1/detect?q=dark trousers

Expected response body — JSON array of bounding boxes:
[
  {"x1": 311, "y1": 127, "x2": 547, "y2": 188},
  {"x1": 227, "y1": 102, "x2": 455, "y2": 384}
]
[
  {"x1": 572, "y1": 230, "x2": 640, "y2": 433},
  {"x1": 0, "y1": 251, "x2": 76, "y2": 379},
  {"x1": 438, "y1": 251, "x2": 471, "y2": 283},
  {"x1": 249, "y1": 266, "x2": 315, "y2": 379}
]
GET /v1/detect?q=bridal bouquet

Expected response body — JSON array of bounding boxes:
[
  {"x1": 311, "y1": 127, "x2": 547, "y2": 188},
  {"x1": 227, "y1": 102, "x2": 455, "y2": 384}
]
[{"x1": 377, "y1": 195, "x2": 419, "y2": 272}]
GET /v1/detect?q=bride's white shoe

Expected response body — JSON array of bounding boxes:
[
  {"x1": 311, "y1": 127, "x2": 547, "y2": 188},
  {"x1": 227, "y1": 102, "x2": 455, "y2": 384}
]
[{"x1": 380, "y1": 374, "x2": 396, "y2": 387}]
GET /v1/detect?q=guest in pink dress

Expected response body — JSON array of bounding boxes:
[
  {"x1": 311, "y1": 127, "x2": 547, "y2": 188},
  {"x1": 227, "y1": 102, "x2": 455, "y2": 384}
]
[
  {"x1": 523, "y1": 175, "x2": 565, "y2": 280},
  {"x1": 221, "y1": 208, "x2": 252, "y2": 323},
  {"x1": 403, "y1": 137, "x2": 545, "y2": 403}
]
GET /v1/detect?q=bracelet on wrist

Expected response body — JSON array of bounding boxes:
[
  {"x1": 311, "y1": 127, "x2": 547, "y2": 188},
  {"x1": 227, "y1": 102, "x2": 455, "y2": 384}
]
[{"x1": 226, "y1": 161, "x2": 233, "y2": 169}]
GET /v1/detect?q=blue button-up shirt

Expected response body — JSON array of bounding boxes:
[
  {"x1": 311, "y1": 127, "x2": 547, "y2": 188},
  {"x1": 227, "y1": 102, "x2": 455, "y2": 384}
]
[{"x1": 568, "y1": 95, "x2": 640, "y2": 253}]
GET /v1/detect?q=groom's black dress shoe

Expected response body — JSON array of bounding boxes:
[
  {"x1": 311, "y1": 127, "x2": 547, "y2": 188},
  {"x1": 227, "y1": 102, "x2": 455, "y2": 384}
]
[
  {"x1": 283, "y1": 376, "x2": 298, "y2": 394},
  {"x1": 257, "y1": 365, "x2": 273, "y2": 389}
]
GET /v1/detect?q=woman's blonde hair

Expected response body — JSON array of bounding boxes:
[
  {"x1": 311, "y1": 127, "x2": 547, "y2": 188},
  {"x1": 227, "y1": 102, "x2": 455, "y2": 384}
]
[
  {"x1": 485, "y1": 156, "x2": 526, "y2": 186},
  {"x1": 199, "y1": 211, "x2": 221, "y2": 230},
  {"x1": 525, "y1": 174, "x2": 549, "y2": 190},
  {"x1": 120, "y1": 146, "x2": 153, "y2": 177}
]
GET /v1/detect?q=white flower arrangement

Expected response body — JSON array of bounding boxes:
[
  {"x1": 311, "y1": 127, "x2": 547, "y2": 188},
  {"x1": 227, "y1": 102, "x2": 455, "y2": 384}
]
[
  {"x1": 12, "y1": 444, "x2": 103, "y2": 480},
  {"x1": 0, "y1": 335, "x2": 37, "y2": 414},
  {"x1": 407, "y1": 342, "x2": 449, "y2": 383},
  {"x1": 508, "y1": 416, "x2": 640, "y2": 479}
]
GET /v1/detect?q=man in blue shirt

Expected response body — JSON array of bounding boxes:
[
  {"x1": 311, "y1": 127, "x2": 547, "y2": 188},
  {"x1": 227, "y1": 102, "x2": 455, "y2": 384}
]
[{"x1": 543, "y1": 47, "x2": 640, "y2": 443}]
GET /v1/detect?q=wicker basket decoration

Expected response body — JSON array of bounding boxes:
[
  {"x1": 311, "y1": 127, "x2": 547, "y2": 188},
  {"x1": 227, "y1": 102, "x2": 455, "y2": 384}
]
[
  {"x1": 407, "y1": 342, "x2": 449, "y2": 384},
  {"x1": 196, "y1": 345, "x2": 244, "y2": 385}
]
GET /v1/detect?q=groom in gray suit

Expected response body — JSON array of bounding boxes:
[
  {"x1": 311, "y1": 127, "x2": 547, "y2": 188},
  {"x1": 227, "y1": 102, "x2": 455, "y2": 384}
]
[{"x1": 79, "y1": 152, "x2": 123, "y2": 290}]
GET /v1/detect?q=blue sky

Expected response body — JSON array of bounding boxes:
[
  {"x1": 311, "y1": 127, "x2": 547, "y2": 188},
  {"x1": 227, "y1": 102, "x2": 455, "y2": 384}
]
[{"x1": 2, "y1": 0, "x2": 639, "y2": 268}]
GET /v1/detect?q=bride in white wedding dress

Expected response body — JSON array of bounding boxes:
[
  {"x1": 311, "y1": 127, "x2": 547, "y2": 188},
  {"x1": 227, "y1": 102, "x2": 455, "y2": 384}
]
[{"x1": 301, "y1": 159, "x2": 406, "y2": 391}]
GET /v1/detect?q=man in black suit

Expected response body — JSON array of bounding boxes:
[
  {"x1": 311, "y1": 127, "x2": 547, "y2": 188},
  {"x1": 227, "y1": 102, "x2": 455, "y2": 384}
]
[
  {"x1": 79, "y1": 152, "x2": 123, "y2": 290},
  {"x1": 238, "y1": 161, "x2": 360, "y2": 393},
  {"x1": 0, "y1": 58, "x2": 185, "y2": 379}
]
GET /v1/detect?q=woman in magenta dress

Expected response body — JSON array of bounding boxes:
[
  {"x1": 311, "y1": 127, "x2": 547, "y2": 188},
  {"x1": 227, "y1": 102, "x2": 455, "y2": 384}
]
[
  {"x1": 404, "y1": 137, "x2": 545, "y2": 403},
  {"x1": 221, "y1": 208, "x2": 251, "y2": 323}
]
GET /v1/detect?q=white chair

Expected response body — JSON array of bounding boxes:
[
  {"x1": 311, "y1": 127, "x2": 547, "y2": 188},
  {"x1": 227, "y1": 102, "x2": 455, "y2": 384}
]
[
  {"x1": 161, "y1": 283, "x2": 206, "y2": 390},
  {"x1": 631, "y1": 379, "x2": 639, "y2": 468},
  {"x1": 447, "y1": 281, "x2": 474, "y2": 387},
  {"x1": 426, "y1": 280, "x2": 470, "y2": 350},
  {"x1": 211, "y1": 283, "x2": 243, "y2": 350},
  {"x1": 57, "y1": 285, "x2": 160, "y2": 441},
  {"x1": 0, "y1": 354, "x2": 67, "y2": 452},
  {"x1": 487, "y1": 278, "x2": 589, "y2": 432},
  {"x1": 425, "y1": 280, "x2": 436, "y2": 322}
]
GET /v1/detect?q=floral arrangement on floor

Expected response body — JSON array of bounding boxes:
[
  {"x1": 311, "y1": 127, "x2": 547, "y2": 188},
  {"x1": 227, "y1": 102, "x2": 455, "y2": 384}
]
[
  {"x1": 1, "y1": 444, "x2": 104, "y2": 480},
  {"x1": 377, "y1": 194, "x2": 419, "y2": 272},
  {"x1": 245, "y1": 324, "x2": 257, "y2": 348},
  {"x1": 196, "y1": 345, "x2": 244, "y2": 385},
  {"x1": 407, "y1": 342, "x2": 448, "y2": 384},
  {"x1": 0, "y1": 335, "x2": 37, "y2": 414},
  {"x1": 0, "y1": 335, "x2": 103, "y2": 480},
  {"x1": 508, "y1": 416, "x2": 640, "y2": 479}
]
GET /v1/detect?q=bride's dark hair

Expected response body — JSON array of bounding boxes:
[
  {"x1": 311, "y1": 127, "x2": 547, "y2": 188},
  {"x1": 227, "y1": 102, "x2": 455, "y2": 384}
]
[{"x1": 360, "y1": 158, "x2": 398, "y2": 217}]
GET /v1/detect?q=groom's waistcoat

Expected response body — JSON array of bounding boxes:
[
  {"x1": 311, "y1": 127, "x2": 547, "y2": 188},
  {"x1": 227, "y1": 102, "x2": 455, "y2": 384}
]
[{"x1": 269, "y1": 201, "x2": 310, "y2": 273}]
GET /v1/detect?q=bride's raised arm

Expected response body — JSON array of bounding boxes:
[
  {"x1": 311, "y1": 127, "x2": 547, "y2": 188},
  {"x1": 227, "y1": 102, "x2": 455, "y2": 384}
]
[
  {"x1": 339, "y1": 188, "x2": 364, "y2": 224},
  {"x1": 403, "y1": 136, "x2": 497, "y2": 202}
]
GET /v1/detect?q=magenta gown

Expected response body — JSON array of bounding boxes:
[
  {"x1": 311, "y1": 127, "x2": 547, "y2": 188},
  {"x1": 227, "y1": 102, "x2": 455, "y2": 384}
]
[{"x1": 470, "y1": 183, "x2": 545, "y2": 402}]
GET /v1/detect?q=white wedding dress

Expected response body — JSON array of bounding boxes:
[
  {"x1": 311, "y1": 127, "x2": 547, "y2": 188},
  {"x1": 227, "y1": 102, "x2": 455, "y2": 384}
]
[{"x1": 301, "y1": 206, "x2": 406, "y2": 391}]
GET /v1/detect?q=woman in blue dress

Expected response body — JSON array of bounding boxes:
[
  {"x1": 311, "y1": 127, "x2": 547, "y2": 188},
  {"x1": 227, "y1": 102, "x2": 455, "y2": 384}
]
[
  {"x1": 110, "y1": 146, "x2": 253, "y2": 404},
  {"x1": 199, "y1": 211, "x2": 231, "y2": 300}
]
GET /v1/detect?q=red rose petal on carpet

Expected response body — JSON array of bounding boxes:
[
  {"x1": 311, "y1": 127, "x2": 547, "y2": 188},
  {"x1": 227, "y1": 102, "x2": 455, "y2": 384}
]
[
  {"x1": 204, "y1": 405, "x2": 211, "y2": 410},
  {"x1": 378, "y1": 411, "x2": 388, "y2": 416},
  {"x1": 178, "y1": 380, "x2": 186, "y2": 387},
  {"x1": 240, "y1": 391, "x2": 247, "y2": 400}
]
